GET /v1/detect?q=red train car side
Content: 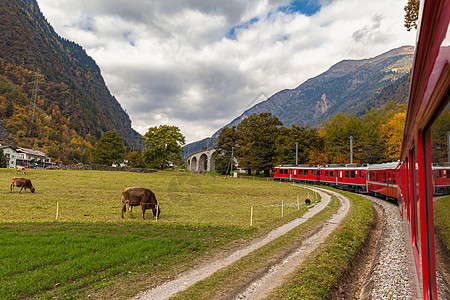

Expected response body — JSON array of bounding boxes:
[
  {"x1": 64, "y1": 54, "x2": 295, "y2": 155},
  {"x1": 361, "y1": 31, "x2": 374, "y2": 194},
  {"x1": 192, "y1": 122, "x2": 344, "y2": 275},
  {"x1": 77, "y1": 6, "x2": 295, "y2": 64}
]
[
  {"x1": 397, "y1": 0, "x2": 449, "y2": 297},
  {"x1": 367, "y1": 162, "x2": 399, "y2": 200}
]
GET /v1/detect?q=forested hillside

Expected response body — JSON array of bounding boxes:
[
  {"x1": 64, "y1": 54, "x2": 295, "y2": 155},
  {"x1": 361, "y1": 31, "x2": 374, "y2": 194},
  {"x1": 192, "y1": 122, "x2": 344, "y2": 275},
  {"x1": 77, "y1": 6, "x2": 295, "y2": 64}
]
[{"x1": 0, "y1": 0, "x2": 141, "y2": 163}]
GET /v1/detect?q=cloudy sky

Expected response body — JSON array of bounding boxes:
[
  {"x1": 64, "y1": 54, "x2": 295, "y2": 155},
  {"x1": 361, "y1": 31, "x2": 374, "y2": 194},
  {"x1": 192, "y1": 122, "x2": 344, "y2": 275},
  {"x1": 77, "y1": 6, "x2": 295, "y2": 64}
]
[{"x1": 36, "y1": 0, "x2": 416, "y2": 143}]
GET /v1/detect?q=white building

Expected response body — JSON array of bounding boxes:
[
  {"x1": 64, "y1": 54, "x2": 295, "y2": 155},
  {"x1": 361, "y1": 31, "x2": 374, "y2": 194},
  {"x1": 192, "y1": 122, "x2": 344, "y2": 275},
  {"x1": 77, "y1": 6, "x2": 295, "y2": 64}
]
[{"x1": 0, "y1": 145, "x2": 53, "y2": 169}]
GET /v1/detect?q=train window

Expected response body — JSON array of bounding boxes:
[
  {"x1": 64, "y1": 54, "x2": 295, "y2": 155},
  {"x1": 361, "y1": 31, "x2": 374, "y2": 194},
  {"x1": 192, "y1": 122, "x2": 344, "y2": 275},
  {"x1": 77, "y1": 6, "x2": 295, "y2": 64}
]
[
  {"x1": 359, "y1": 171, "x2": 364, "y2": 178},
  {"x1": 350, "y1": 171, "x2": 356, "y2": 178},
  {"x1": 330, "y1": 171, "x2": 334, "y2": 177},
  {"x1": 383, "y1": 172, "x2": 387, "y2": 183},
  {"x1": 345, "y1": 170, "x2": 349, "y2": 178},
  {"x1": 299, "y1": 170, "x2": 303, "y2": 175},
  {"x1": 393, "y1": 173, "x2": 396, "y2": 184},
  {"x1": 312, "y1": 170, "x2": 315, "y2": 175},
  {"x1": 388, "y1": 173, "x2": 391, "y2": 183},
  {"x1": 325, "y1": 170, "x2": 329, "y2": 177},
  {"x1": 284, "y1": 169, "x2": 288, "y2": 174},
  {"x1": 304, "y1": 170, "x2": 308, "y2": 176},
  {"x1": 293, "y1": 170, "x2": 296, "y2": 175},
  {"x1": 447, "y1": 171, "x2": 450, "y2": 179}
]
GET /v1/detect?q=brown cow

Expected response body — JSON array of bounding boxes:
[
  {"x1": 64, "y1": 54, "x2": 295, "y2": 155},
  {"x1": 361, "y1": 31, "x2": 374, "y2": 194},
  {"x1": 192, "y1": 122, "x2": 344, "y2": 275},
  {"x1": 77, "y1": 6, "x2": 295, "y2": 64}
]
[
  {"x1": 11, "y1": 177, "x2": 35, "y2": 193},
  {"x1": 121, "y1": 187, "x2": 160, "y2": 220}
]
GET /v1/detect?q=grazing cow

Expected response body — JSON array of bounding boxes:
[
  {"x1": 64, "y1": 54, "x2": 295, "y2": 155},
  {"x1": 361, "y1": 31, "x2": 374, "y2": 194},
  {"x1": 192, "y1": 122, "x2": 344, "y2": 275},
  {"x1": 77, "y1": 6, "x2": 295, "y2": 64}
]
[
  {"x1": 11, "y1": 177, "x2": 35, "y2": 193},
  {"x1": 121, "y1": 187, "x2": 161, "y2": 220},
  {"x1": 15, "y1": 166, "x2": 26, "y2": 175}
]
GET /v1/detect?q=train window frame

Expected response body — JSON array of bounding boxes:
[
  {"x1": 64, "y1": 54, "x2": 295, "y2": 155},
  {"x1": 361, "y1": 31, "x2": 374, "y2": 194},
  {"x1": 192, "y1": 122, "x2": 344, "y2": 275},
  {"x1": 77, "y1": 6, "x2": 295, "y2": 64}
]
[
  {"x1": 350, "y1": 171, "x2": 356, "y2": 178},
  {"x1": 325, "y1": 170, "x2": 329, "y2": 177},
  {"x1": 299, "y1": 169, "x2": 303, "y2": 175},
  {"x1": 345, "y1": 170, "x2": 349, "y2": 178},
  {"x1": 304, "y1": 170, "x2": 308, "y2": 176},
  {"x1": 330, "y1": 171, "x2": 334, "y2": 177},
  {"x1": 284, "y1": 169, "x2": 288, "y2": 175}
]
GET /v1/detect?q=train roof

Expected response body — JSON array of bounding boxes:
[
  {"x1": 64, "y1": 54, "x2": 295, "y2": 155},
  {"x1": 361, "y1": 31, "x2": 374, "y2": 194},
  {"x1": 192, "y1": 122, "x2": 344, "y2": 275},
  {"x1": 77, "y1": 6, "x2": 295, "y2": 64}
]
[{"x1": 366, "y1": 162, "x2": 399, "y2": 171}]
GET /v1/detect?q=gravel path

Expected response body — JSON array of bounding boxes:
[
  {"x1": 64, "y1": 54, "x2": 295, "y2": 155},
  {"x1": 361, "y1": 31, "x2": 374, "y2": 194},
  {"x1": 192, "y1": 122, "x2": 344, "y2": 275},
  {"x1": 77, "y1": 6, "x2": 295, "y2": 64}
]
[
  {"x1": 134, "y1": 187, "x2": 338, "y2": 300},
  {"x1": 358, "y1": 196, "x2": 414, "y2": 300}
]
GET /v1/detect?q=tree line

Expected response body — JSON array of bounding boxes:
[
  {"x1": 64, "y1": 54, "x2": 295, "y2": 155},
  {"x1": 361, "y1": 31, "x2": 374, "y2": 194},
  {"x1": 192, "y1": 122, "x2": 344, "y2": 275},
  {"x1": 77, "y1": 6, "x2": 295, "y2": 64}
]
[{"x1": 214, "y1": 102, "x2": 408, "y2": 176}]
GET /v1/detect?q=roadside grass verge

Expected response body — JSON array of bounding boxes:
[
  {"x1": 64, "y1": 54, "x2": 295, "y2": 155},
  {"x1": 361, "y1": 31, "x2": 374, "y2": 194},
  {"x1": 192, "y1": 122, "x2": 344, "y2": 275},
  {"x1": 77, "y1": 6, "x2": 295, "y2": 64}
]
[
  {"x1": 171, "y1": 193, "x2": 341, "y2": 300},
  {"x1": 268, "y1": 190, "x2": 373, "y2": 299},
  {"x1": 434, "y1": 195, "x2": 450, "y2": 251},
  {"x1": 0, "y1": 168, "x2": 315, "y2": 298}
]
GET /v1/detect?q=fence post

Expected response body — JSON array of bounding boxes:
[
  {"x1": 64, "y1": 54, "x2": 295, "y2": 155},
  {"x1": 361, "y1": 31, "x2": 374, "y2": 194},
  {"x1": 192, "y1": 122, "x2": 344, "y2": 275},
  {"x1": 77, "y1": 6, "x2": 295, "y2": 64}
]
[
  {"x1": 250, "y1": 206, "x2": 253, "y2": 227},
  {"x1": 282, "y1": 200, "x2": 284, "y2": 218},
  {"x1": 155, "y1": 205, "x2": 159, "y2": 222},
  {"x1": 55, "y1": 202, "x2": 59, "y2": 220},
  {"x1": 297, "y1": 196, "x2": 299, "y2": 210}
]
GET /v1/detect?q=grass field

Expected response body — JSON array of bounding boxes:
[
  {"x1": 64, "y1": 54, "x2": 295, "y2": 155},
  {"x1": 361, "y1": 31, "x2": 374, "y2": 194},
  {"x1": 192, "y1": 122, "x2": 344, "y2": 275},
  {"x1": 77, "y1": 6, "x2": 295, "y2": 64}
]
[
  {"x1": 434, "y1": 195, "x2": 450, "y2": 251},
  {"x1": 0, "y1": 168, "x2": 316, "y2": 299}
]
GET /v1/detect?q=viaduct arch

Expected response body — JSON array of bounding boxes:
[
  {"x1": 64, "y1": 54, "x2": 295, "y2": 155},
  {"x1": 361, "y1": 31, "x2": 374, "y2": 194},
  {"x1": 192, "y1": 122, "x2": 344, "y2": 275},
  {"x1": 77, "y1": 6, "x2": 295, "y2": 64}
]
[{"x1": 186, "y1": 149, "x2": 216, "y2": 171}]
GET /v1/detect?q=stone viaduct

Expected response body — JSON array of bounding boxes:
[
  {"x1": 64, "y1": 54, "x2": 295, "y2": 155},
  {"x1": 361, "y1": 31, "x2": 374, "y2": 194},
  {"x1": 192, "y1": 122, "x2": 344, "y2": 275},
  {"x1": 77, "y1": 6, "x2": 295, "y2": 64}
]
[{"x1": 186, "y1": 149, "x2": 217, "y2": 171}]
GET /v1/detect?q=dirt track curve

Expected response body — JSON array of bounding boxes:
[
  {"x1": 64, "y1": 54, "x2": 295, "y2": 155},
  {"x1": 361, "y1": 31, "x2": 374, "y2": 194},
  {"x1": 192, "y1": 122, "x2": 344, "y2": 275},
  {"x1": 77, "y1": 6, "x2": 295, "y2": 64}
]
[{"x1": 134, "y1": 186, "x2": 350, "y2": 300}]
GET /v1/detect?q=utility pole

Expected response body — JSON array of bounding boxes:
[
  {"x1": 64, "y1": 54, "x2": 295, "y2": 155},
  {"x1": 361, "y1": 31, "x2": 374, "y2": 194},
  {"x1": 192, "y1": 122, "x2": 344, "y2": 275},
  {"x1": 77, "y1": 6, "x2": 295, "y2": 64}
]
[
  {"x1": 295, "y1": 142, "x2": 298, "y2": 165},
  {"x1": 349, "y1": 136, "x2": 353, "y2": 164}
]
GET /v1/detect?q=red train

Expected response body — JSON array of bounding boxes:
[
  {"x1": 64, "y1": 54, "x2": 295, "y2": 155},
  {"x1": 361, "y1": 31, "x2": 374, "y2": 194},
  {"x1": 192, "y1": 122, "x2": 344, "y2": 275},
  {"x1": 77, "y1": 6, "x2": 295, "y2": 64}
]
[
  {"x1": 274, "y1": 162, "x2": 449, "y2": 199},
  {"x1": 275, "y1": 0, "x2": 449, "y2": 297}
]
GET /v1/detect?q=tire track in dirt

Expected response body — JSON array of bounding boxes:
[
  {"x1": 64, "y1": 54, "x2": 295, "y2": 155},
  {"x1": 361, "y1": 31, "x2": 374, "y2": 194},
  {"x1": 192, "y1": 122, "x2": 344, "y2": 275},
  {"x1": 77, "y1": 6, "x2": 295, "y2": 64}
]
[
  {"x1": 135, "y1": 186, "x2": 346, "y2": 300},
  {"x1": 235, "y1": 188, "x2": 350, "y2": 299}
]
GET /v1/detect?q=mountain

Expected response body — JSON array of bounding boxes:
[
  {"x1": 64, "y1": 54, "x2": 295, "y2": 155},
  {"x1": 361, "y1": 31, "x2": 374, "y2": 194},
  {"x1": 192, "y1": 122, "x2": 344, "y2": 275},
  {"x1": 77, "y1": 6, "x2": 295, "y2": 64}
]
[
  {"x1": 184, "y1": 46, "x2": 413, "y2": 155},
  {"x1": 0, "y1": 0, "x2": 141, "y2": 162}
]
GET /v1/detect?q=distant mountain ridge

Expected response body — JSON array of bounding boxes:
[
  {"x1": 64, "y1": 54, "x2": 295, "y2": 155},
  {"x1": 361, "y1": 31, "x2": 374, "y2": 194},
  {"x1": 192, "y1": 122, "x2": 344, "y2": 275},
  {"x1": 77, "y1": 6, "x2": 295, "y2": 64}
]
[
  {"x1": 184, "y1": 46, "x2": 413, "y2": 155},
  {"x1": 0, "y1": 0, "x2": 141, "y2": 154}
]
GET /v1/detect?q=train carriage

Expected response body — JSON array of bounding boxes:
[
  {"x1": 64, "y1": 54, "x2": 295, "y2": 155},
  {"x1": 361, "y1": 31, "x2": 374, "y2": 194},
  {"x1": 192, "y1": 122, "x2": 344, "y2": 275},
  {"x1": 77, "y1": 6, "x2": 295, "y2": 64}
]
[
  {"x1": 367, "y1": 162, "x2": 399, "y2": 200},
  {"x1": 432, "y1": 164, "x2": 450, "y2": 195},
  {"x1": 274, "y1": 165, "x2": 319, "y2": 184},
  {"x1": 397, "y1": 0, "x2": 449, "y2": 298},
  {"x1": 334, "y1": 165, "x2": 368, "y2": 193}
]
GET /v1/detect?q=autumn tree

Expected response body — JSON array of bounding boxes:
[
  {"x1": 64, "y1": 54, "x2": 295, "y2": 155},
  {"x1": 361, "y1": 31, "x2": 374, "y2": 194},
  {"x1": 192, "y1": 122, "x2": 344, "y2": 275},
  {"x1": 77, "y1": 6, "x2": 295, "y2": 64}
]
[
  {"x1": 142, "y1": 125, "x2": 185, "y2": 169},
  {"x1": 125, "y1": 151, "x2": 147, "y2": 168},
  {"x1": 380, "y1": 107, "x2": 406, "y2": 161},
  {"x1": 275, "y1": 125, "x2": 323, "y2": 165},
  {"x1": 236, "y1": 113, "x2": 282, "y2": 177},
  {"x1": 404, "y1": 0, "x2": 420, "y2": 31},
  {"x1": 320, "y1": 113, "x2": 361, "y2": 164},
  {"x1": 90, "y1": 131, "x2": 125, "y2": 165},
  {"x1": 215, "y1": 126, "x2": 237, "y2": 175}
]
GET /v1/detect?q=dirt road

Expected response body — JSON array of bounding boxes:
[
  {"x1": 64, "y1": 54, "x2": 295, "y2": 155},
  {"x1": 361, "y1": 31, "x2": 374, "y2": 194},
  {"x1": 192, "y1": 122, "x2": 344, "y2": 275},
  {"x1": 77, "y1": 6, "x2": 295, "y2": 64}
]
[{"x1": 134, "y1": 186, "x2": 349, "y2": 300}]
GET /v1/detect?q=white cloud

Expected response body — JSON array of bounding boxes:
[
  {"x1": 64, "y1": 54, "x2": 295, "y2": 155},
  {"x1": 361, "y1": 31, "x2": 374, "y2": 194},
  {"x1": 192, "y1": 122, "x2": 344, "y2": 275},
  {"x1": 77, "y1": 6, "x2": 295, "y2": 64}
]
[{"x1": 36, "y1": 0, "x2": 415, "y2": 143}]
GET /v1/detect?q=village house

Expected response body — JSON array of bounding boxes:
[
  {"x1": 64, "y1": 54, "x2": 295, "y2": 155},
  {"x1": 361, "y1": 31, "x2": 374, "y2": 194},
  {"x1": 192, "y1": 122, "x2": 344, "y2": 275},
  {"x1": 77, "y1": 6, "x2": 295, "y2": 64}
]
[{"x1": 0, "y1": 145, "x2": 53, "y2": 169}]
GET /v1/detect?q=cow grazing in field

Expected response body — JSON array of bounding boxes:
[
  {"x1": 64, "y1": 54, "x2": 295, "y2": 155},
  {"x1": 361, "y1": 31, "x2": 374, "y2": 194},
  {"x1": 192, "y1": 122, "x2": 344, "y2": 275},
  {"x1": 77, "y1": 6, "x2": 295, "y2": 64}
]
[
  {"x1": 11, "y1": 177, "x2": 35, "y2": 193},
  {"x1": 15, "y1": 166, "x2": 26, "y2": 175},
  {"x1": 121, "y1": 187, "x2": 160, "y2": 220}
]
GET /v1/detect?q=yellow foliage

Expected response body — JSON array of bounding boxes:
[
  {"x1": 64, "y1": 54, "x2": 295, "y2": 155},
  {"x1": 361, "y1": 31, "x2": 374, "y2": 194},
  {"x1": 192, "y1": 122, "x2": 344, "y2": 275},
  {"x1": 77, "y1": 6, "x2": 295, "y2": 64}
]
[{"x1": 380, "y1": 111, "x2": 406, "y2": 161}]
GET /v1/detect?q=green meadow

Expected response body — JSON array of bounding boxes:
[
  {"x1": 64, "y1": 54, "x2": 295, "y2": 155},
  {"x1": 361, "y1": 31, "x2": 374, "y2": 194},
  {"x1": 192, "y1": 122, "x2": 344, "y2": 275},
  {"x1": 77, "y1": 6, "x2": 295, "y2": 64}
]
[{"x1": 0, "y1": 168, "x2": 316, "y2": 299}]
